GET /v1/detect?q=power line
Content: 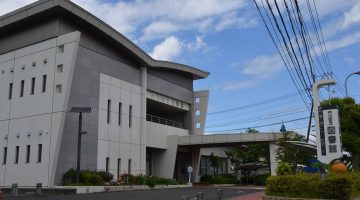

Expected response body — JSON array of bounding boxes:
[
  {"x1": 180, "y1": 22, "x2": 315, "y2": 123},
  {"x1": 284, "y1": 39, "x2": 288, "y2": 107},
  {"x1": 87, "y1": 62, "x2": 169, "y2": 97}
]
[
  {"x1": 206, "y1": 116, "x2": 310, "y2": 133},
  {"x1": 208, "y1": 90, "x2": 305, "y2": 115},
  {"x1": 206, "y1": 108, "x2": 307, "y2": 128}
]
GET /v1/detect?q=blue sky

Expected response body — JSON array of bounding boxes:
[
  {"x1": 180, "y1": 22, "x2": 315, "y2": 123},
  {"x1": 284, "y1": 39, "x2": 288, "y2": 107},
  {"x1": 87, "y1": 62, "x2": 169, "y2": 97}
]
[{"x1": 2, "y1": 0, "x2": 360, "y2": 140}]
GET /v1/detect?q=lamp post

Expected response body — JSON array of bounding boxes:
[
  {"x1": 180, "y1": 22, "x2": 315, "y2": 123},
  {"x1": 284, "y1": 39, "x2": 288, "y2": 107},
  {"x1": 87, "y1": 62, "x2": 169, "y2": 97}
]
[
  {"x1": 69, "y1": 106, "x2": 92, "y2": 183},
  {"x1": 345, "y1": 71, "x2": 360, "y2": 97}
]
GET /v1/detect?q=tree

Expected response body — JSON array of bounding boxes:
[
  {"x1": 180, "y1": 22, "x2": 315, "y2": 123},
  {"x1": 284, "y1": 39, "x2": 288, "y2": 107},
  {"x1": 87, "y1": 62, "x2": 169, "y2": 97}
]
[
  {"x1": 321, "y1": 97, "x2": 360, "y2": 170},
  {"x1": 275, "y1": 131, "x2": 314, "y2": 174},
  {"x1": 209, "y1": 153, "x2": 222, "y2": 175},
  {"x1": 225, "y1": 128, "x2": 270, "y2": 170}
]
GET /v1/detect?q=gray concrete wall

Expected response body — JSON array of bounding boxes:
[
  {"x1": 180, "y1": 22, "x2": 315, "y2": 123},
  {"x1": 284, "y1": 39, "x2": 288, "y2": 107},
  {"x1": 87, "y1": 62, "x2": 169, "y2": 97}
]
[
  {"x1": 0, "y1": 17, "x2": 59, "y2": 55},
  {"x1": 148, "y1": 68, "x2": 193, "y2": 91},
  {"x1": 54, "y1": 37, "x2": 143, "y2": 184}
]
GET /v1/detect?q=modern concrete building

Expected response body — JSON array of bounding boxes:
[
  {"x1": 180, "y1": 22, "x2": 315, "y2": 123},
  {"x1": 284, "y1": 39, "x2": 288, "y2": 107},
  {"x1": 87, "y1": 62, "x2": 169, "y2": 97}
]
[{"x1": 0, "y1": 0, "x2": 212, "y2": 186}]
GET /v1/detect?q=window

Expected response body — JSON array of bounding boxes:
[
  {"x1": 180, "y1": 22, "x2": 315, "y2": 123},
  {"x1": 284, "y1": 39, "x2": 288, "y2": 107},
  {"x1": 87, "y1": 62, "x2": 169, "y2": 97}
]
[
  {"x1": 20, "y1": 80, "x2": 24, "y2": 97},
  {"x1": 37, "y1": 144, "x2": 42, "y2": 163},
  {"x1": 107, "y1": 100, "x2": 111, "y2": 124},
  {"x1": 117, "y1": 158, "x2": 121, "y2": 179},
  {"x1": 42, "y1": 75, "x2": 47, "y2": 92},
  {"x1": 58, "y1": 45, "x2": 64, "y2": 53},
  {"x1": 129, "y1": 105, "x2": 132, "y2": 128},
  {"x1": 56, "y1": 84, "x2": 62, "y2": 93},
  {"x1": 195, "y1": 97, "x2": 200, "y2": 103},
  {"x1": 15, "y1": 146, "x2": 19, "y2": 164},
  {"x1": 57, "y1": 64, "x2": 63, "y2": 73},
  {"x1": 128, "y1": 159, "x2": 132, "y2": 175},
  {"x1": 106, "y1": 157, "x2": 110, "y2": 173},
  {"x1": 196, "y1": 123, "x2": 201, "y2": 129},
  {"x1": 3, "y1": 147, "x2": 7, "y2": 164},
  {"x1": 118, "y1": 103, "x2": 122, "y2": 126},
  {"x1": 30, "y1": 77, "x2": 35, "y2": 95},
  {"x1": 8, "y1": 83, "x2": 12, "y2": 99},
  {"x1": 195, "y1": 110, "x2": 201, "y2": 116},
  {"x1": 26, "y1": 145, "x2": 30, "y2": 163}
]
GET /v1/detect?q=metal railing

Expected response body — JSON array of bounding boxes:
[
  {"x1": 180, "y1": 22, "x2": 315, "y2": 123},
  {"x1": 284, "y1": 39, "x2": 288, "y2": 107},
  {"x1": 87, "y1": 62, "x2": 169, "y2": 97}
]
[{"x1": 146, "y1": 114, "x2": 186, "y2": 129}]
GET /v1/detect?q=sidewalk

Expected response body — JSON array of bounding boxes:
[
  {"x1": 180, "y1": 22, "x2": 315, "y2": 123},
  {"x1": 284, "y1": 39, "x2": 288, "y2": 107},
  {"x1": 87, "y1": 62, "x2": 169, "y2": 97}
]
[{"x1": 227, "y1": 191, "x2": 264, "y2": 200}]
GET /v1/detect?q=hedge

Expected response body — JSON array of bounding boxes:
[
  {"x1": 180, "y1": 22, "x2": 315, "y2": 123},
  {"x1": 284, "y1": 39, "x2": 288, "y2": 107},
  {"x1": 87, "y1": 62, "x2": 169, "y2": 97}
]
[
  {"x1": 200, "y1": 174, "x2": 237, "y2": 184},
  {"x1": 266, "y1": 172, "x2": 360, "y2": 200}
]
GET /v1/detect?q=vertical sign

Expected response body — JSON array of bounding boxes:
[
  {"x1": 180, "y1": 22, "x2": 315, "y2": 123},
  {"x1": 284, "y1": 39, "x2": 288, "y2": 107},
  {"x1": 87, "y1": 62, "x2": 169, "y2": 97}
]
[{"x1": 318, "y1": 105, "x2": 342, "y2": 163}]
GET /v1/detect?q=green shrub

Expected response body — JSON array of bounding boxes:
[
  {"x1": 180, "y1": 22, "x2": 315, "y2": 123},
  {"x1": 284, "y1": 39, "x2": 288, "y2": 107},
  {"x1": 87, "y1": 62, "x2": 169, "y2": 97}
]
[
  {"x1": 118, "y1": 174, "x2": 177, "y2": 187},
  {"x1": 200, "y1": 174, "x2": 237, "y2": 184},
  {"x1": 81, "y1": 172, "x2": 104, "y2": 186},
  {"x1": 95, "y1": 171, "x2": 113, "y2": 182},
  {"x1": 276, "y1": 162, "x2": 292, "y2": 175},
  {"x1": 63, "y1": 169, "x2": 105, "y2": 186},
  {"x1": 255, "y1": 173, "x2": 270, "y2": 185},
  {"x1": 266, "y1": 172, "x2": 360, "y2": 200}
]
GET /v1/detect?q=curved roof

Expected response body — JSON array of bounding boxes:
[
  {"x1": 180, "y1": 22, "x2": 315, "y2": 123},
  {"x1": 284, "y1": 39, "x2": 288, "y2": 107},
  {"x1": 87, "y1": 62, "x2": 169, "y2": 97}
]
[{"x1": 0, "y1": 0, "x2": 209, "y2": 80}]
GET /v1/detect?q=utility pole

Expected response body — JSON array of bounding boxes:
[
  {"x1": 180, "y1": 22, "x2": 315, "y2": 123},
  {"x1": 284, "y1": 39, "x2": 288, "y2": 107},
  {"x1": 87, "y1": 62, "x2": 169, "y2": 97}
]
[{"x1": 69, "y1": 107, "x2": 92, "y2": 183}]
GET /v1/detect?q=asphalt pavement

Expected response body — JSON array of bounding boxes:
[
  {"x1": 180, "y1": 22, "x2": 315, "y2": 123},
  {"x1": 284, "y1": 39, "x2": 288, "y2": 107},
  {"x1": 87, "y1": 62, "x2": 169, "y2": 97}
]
[{"x1": 4, "y1": 186, "x2": 263, "y2": 200}]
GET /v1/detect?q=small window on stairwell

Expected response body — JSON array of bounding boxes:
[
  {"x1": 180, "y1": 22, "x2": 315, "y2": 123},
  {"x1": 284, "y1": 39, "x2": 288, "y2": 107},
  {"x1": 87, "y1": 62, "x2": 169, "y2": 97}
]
[
  {"x1": 196, "y1": 123, "x2": 201, "y2": 129},
  {"x1": 195, "y1": 110, "x2": 201, "y2": 116},
  {"x1": 195, "y1": 98, "x2": 200, "y2": 103}
]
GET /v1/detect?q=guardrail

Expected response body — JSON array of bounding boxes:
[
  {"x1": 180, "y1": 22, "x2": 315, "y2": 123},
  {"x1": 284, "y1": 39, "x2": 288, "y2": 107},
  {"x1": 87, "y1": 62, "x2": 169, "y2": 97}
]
[{"x1": 146, "y1": 114, "x2": 186, "y2": 129}]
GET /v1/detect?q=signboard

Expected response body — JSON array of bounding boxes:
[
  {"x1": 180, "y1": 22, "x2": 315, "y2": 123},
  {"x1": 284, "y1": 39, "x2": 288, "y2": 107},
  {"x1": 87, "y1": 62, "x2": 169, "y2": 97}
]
[{"x1": 317, "y1": 105, "x2": 342, "y2": 163}]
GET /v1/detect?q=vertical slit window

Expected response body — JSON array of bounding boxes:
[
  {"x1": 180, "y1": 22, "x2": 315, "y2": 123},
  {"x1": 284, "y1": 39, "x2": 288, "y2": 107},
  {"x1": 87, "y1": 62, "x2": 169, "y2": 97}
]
[
  {"x1": 128, "y1": 159, "x2": 132, "y2": 175},
  {"x1": 8, "y1": 83, "x2": 12, "y2": 100},
  {"x1": 106, "y1": 157, "x2": 110, "y2": 173},
  {"x1": 107, "y1": 100, "x2": 111, "y2": 124},
  {"x1": 20, "y1": 80, "x2": 24, "y2": 97},
  {"x1": 30, "y1": 77, "x2": 35, "y2": 95},
  {"x1": 129, "y1": 105, "x2": 132, "y2": 128},
  {"x1": 37, "y1": 144, "x2": 42, "y2": 163},
  {"x1": 117, "y1": 158, "x2": 121, "y2": 179},
  {"x1": 3, "y1": 147, "x2": 7, "y2": 164},
  {"x1": 118, "y1": 103, "x2": 122, "y2": 126},
  {"x1": 26, "y1": 145, "x2": 30, "y2": 163},
  {"x1": 15, "y1": 146, "x2": 19, "y2": 164},
  {"x1": 42, "y1": 75, "x2": 47, "y2": 92}
]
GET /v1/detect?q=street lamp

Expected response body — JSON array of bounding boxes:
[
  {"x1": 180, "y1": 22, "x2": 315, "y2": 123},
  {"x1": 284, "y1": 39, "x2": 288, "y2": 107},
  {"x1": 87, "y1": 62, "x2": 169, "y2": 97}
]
[
  {"x1": 69, "y1": 106, "x2": 92, "y2": 183},
  {"x1": 345, "y1": 71, "x2": 360, "y2": 97}
]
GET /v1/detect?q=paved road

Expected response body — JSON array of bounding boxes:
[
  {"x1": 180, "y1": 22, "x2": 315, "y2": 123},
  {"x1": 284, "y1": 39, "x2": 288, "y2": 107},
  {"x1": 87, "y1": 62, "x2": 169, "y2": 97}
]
[{"x1": 4, "y1": 187, "x2": 263, "y2": 200}]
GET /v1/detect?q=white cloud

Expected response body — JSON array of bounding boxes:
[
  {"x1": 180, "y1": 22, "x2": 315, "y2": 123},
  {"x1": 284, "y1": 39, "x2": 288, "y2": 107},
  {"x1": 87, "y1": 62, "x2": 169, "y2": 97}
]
[
  {"x1": 72, "y1": 0, "x2": 248, "y2": 39},
  {"x1": 215, "y1": 12, "x2": 257, "y2": 32},
  {"x1": 242, "y1": 55, "x2": 283, "y2": 78},
  {"x1": 149, "y1": 36, "x2": 183, "y2": 61},
  {"x1": 316, "y1": 31, "x2": 360, "y2": 52},
  {"x1": 220, "y1": 80, "x2": 258, "y2": 91},
  {"x1": 141, "y1": 21, "x2": 179, "y2": 41},
  {"x1": 187, "y1": 35, "x2": 208, "y2": 51},
  {"x1": 342, "y1": 2, "x2": 360, "y2": 29}
]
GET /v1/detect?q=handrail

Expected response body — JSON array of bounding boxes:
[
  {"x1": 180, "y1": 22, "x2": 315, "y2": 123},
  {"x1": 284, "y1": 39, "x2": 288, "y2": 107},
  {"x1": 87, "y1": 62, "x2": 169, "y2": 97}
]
[{"x1": 146, "y1": 114, "x2": 186, "y2": 129}]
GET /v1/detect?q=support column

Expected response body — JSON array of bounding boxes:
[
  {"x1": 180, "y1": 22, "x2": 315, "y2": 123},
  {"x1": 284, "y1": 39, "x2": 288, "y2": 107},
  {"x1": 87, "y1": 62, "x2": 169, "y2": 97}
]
[
  {"x1": 140, "y1": 67, "x2": 147, "y2": 174},
  {"x1": 269, "y1": 143, "x2": 279, "y2": 176},
  {"x1": 192, "y1": 148, "x2": 201, "y2": 182}
]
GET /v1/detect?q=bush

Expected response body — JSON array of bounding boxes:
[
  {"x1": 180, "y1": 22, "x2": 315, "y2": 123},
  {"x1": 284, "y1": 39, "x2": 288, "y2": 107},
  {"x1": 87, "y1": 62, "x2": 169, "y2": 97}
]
[
  {"x1": 276, "y1": 162, "x2": 292, "y2": 175},
  {"x1": 200, "y1": 174, "x2": 237, "y2": 184},
  {"x1": 63, "y1": 169, "x2": 105, "y2": 186},
  {"x1": 118, "y1": 174, "x2": 177, "y2": 187},
  {"x1": 81, "y1": 172, "x2": 104, "y2": 186},
  {"x1": 95, "y1": 171, "x2": 113, "y2": 182},
  {"x1": 266, "y1": 172, "x2": 360, "y2": 200}
]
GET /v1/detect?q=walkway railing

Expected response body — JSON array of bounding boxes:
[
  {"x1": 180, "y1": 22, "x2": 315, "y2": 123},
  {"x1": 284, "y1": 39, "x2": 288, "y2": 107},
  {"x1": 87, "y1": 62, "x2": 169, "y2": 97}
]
[{"x1": 146, "y1": 114, "x2": 186, "y2": 129}]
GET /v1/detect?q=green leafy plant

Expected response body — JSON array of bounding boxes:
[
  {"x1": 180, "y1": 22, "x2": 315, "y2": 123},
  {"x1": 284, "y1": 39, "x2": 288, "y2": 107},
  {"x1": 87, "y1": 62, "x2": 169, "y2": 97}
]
[{"x1": 276, "y1": 162, "x2": 292, "y2": 175}]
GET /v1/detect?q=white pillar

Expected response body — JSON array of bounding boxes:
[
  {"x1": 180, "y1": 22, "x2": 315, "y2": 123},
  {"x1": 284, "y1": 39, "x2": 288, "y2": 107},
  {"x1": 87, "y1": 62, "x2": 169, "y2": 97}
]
[
  {"x1": 140, "y1": 67, "x2": 147, "y2": 174},
  {"x1": 312, "y1": 79, "x2": 336, "y2": 164},
  {"x1": 269, "y1": 143, "x2": 279, "y2": 176}
]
